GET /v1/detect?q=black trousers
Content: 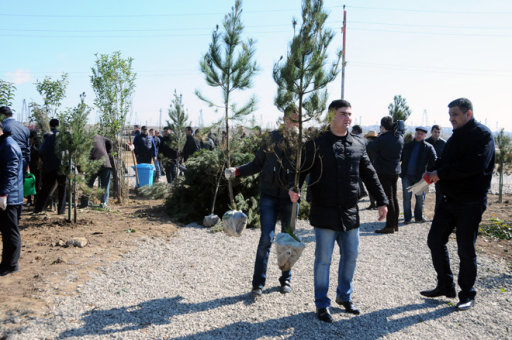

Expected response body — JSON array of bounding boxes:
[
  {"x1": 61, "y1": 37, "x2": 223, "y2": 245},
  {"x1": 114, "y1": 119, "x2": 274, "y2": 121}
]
[
  {"x1": 377, "y1": 173, "x2": 399, "y2": 229},
  {"x1": 0, "y1": 205, "x2": 21, "y2": 270},
  {"x1": 427, "y1": 197, "x2": 486, "y2": 300},
  {"x1": 34, "y1": 170, "x2": 67, "y2": 214}
]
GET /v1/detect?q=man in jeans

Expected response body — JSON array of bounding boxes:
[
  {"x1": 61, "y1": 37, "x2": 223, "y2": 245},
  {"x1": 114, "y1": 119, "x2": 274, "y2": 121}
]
[
  {"x1": 289, "y1": 99, "x2": 388, "y2": 323},
  {"x1": 400, "y1": 126, "x2": 437, "y2": 224},
  {"x1": 421, "y1": 98, "x2": 495, "y2": 311},
  {"x1": 225, "y1": 108, "x2": 298, "y2": 296}
]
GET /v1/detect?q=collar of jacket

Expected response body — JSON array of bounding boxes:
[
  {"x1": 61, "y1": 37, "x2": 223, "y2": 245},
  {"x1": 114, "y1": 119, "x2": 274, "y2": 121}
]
[
  {"x1": 325, "y1": 130, "x2": 354, "y2": 145},
  {"x1": 452, "y1": 118, "x2": 476, "y2": 135}
]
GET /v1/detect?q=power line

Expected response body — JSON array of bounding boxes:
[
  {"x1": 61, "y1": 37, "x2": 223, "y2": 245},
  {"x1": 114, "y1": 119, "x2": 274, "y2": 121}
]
[{"x1": 345, "y1": 5, "x2": 512, "y2": 15}]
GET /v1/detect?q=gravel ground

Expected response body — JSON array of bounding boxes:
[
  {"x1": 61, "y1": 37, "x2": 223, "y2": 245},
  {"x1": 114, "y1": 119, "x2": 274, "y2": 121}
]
[{"x1": 4, "y1": 204, "x2": 512, "y2": 340}]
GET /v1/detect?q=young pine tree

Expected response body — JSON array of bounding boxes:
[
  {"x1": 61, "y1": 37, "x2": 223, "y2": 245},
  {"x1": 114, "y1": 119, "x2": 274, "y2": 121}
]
[
  {"x1": 195, "y1": 0, "x2": 259, "y2": 209},
  {"x1": 273, "y1": 0, "x2": 341, "y2": 231}
]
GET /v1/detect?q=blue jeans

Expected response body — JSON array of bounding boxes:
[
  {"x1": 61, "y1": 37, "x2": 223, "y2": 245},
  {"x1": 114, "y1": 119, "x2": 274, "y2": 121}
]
[
  {"x1": 402, "y1": 175, "x2": 425, "y2": 222},
  {"x1": 427, "y1": 198, "x2": 486, "y2": 300},
  {"x1": 314, "y1": 227, "x2": 359, "y2": 308},
  {"x1": 86, "y1": 167, "x2": 111, "y2": 206},
  {"x1": 252, "y1": 194, "x2": 296, "y2": 289}
]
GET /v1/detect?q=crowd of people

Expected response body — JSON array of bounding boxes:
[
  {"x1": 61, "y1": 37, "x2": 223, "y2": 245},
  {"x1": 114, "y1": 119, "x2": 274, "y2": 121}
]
[{"x1": 0, "y1": 97, "x2": 497, "y2": 323}]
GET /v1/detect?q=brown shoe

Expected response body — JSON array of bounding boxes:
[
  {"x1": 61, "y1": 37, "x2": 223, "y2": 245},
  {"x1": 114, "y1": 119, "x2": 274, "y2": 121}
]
[{"x1": 375, "y1": 227, "x2": 395, "y2": 234}]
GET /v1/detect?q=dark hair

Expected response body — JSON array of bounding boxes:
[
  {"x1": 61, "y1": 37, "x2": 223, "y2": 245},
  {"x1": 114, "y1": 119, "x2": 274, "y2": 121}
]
[
  {"x1": 29, "y1": 129, "x2": 38, "y2": 138},
  {"x1": 351, "y1": 125, "x2": 362, "y2": 134},
  {"x1": 0, "y1": 106, "x2": 13, "y2": 117},
  {"x1": 49, "y1": 118, "x2": 59, "y2": 128},
  {"x1": 328, "y1": 99, "x2": 351, "y2": 111},
  {"x1": 448, "y1": 98, "x2": 473, "y2": 113},
  {"x1": 431, "y1": 124, "x2": 441, "y2": 132},
  {"x1": 380, "y1": 116, "x2": 394, "y2": 131}
]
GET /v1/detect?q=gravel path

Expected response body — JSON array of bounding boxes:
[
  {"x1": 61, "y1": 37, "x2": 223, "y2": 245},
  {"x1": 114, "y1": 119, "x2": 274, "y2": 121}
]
[{"x1": 5, "y1": 204, "x2": 512, "y2": 339}]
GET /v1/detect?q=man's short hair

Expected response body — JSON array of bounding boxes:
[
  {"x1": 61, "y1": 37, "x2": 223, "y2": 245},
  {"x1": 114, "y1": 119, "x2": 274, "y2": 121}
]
[
  {"x1": 328, "y1": 99, "x2": 351, "y2": 111},
  {"x1": 380, "y1": 116, "x2": 394, "y2": 131},
  {"x1": 141, "y1": 125, "x2": 147, "y2": 130},
  {"x1": 49, "y1": 118, "x2": 59, "y2": 128},
  {"x1": 431, "y1": 124, "x2": 441, "y2": 132},
  {"x1": 448, "y1": 98, "x2": 473, "y2": 113},
  {"x1": 0, "y1": 106, "x2": 13, "y2": 117},
  {"x1": 134, "y1": 124, "x2": 140, "y2": 129},
  {"x1": 186, "y1": 126, "x2": 193, "y2": 132}
]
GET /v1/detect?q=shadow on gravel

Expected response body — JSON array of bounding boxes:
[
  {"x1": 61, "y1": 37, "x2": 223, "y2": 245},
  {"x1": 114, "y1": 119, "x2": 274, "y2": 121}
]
[
  {"x1": 170, "y1": 299, "x2": 454, "y2": 339},
  {"x1": 58, "y1": 293, "x2": 252, "y2": 338}
]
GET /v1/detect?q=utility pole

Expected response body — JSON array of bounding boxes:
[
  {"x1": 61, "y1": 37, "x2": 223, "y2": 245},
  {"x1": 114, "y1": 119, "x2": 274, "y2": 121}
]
[{"x1": 341, "y1": 5, "x2": 347, "y2": 99}]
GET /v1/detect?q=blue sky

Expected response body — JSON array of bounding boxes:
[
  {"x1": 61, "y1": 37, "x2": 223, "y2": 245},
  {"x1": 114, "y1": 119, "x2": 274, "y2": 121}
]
[{"x1": 2, "y1": 0, "x2": 512, "y2": 132}]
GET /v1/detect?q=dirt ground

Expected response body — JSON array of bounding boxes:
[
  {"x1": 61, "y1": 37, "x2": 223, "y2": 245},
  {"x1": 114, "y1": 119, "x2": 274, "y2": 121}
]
[{"x1": 0, "y1": 191, "x2": 510, "y2": 324}]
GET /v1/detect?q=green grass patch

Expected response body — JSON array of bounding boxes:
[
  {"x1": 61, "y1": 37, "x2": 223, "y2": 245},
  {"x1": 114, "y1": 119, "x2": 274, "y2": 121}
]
[{"x1": 479, "y1": 218, "x2": 512, "y2": 240}]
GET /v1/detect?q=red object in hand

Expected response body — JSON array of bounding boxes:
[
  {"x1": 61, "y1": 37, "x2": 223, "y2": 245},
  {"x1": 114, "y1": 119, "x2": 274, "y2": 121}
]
[{"x1": 423, "y1": 173, "x2": 433, "y2": 185}]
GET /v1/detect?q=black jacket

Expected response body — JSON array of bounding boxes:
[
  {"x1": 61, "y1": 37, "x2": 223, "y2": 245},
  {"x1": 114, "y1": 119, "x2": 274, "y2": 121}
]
[
  {"x1": 436, "y1": 119, "x2": 495, "y2": 202},
  {"x1": 39, "y1": 129, "x2": 61, "y2": 173},
  {"x1": 366, "y1": 131, "x2": 403, "y2": 176},
  {"x1": 134, "y1": 133, "x2": 154, "y2": 164},
  {"x1": 425, "y1": 136, "x2": 446, "y2": 157},
  {"x1": 182, "y1": 134, "x2": 200, "y2": 162},
  {"x1": 237, "y1": 129, "x2": 292, "y2": 200},
  {"x1": 159, "y1": 135, "x2": 178, "y2": 165},
  {"x1": 299, "y1": 130, "x2": 388, "y2": 232},
  {"x1": 400, "y1": 139, "x2": 437, "y2": 182}
]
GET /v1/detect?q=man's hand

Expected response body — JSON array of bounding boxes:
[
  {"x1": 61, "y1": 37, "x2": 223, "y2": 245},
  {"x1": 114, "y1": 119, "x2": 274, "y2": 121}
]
[
  {"x1": 288, "y1": 189, "x2": 300, "y2": 203},
  {"x1": 224, "y1": 167, "x2": 237, "y2": 180},
  {"x1": 377, "y1": 205, "x2": 388, "y2": 221},
  {"x1": 0, "y1": 196, "x2": 7, "y2": 210},
  {"x1": 127, "y1": 143, "x2": 135, "y2": 151},
  {"x1": 426, "y1": 170, "x2": 440, "y2": 183}
]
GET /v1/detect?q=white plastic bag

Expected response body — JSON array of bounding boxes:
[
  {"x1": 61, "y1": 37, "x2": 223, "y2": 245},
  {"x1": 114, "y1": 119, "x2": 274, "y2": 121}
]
[
  {"x1": 275, "y1": 232, "x2": 305, "y2": 271},
  {"x1": 222, "y1": 210, "x2": 248, "y2": 237},
  {"x1": 203, "y1": 214, "x2": 220, "y2": 227}
]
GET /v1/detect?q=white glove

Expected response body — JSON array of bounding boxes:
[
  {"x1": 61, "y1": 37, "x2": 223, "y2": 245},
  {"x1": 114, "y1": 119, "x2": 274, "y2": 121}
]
[
  {"x1": 224, "y1": 167, "x2": 237, "y2": 180},
  {"x1": 407, "y1": 175, "x2": 433, "y2": 196},
  {"x1": 0, "y1": 196, "x2": 7, "y2": 210}
]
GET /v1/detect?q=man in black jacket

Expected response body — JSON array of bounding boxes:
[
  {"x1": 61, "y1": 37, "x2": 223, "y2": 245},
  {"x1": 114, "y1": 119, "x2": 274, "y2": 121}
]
[
  {"x1": 225, "y1": 108, "x2": 298, "y2": 297},
  {"x1": 134, "y1": 126, "x2": 155, "y2": 164},
  {"x1": 289, "y1": 99, "x2": 388, "y2": 323},
  {"x1": 159, "y1": 127, "x2": 178, "y2": 184},
  {"x1": 182, "y1": 126, "x2": 200, "y2": 162},
  {"x1": 425, "y1": 125, "x2": 447, "y2": 210},
  {"x1": 34, "y1": 119, "x2": 66, "y2": 215},
  {"x1": 421, "y1": 98, "x2": 495, "y2": 311},
  {"x1": 400, "y1": 126, "x2": 437, "y2": 224},
  {"x1": 367, "y1": 117, "x2": 404, "y2": 233}
]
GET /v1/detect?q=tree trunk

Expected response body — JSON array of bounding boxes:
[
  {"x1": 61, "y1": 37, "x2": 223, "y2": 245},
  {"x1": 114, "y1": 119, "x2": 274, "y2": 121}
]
[{"x1": 498, "y1": 162, "x2": 503, "y2": 203}]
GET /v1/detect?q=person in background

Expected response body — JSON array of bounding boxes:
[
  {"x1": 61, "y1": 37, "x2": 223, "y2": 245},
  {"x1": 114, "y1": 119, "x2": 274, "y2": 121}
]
[
  {"x1": 421, "y1": 98, "x2": 495, "y2": 311},
  {"x1": 26, "y1": 130, "x2": 41, "y2": 206},
  {"x1": 351, "y1": 125, "x2": 367, "y2": 199},
  {"x1": 149, "y1": 128, "x2": 160, "y2": 180},
  {"x1": 34, "y1": 119, "x2": 66, "y2": 215},
  {"x1": 182, "y1": 126, "x2": 199, "y2": 162},
  {"x1": 366, "y1": 117, "x2": 404, "y2": 233},
  {"x1": 363, "y1": 130, "x2": 379, "y2": 210},
  {"x1": 425, "y1": 124, "x2": 447, "y2": 210},
  {"x1": 0, "y1": 106, "x2": 30, "y2": 173},
  {"x1": 159, "y1": 127, "x2": 178, "y2": 184},
  {"x1": 289, "y1": 99, "x2": 388, "y2": 323},
  {"x1": 81, "y1": 135, "x2": 113, "y2": 208},
  {"x1": 0, "y1": 122, "x2": 24, "y2": 276},
  {"x1": 133, "y1": 126, "x2": 154, "y2": 165},
  {"x1": 400, "y1": 126, "x2": 437, "y2": 224}
]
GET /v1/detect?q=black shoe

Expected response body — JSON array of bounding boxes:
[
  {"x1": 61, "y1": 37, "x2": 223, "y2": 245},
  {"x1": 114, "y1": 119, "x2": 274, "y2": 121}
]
[
  {"x1": 335, "y1": 299, "x2": 360, "y2": 315},
  {"x1": 455, "y1": 298, "x2": 474, "y2": 311},
  {"x1": 420, "y1": 286, "x2": 456, "y2": 298},
  {"x1": 316, "y1": 308, "x2": 333, "y2": 323},
  {"x1": 0, "y1": 266, "x2": 18, "y2": 276},
  {"x1": 280, "y1": 281, "x2": 291, "y2": 294},
  {"x1": 403, "y1": 220, "x2": 412, "y2": 225},
  {"x1": 415, "y1": 218, "x2": 428, "y2": 223},
  {"x1": 251, "y1": 287, "x2": 263, "y2": 297},
  {"x1": 375, "y1": 227, "x2": 394, "y2": 234}
]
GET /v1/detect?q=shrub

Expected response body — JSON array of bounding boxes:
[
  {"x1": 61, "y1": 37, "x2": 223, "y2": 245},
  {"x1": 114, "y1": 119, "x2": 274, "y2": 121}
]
[{"x1": 165, "y1": 134, "x2": 260, "y2": 226}]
